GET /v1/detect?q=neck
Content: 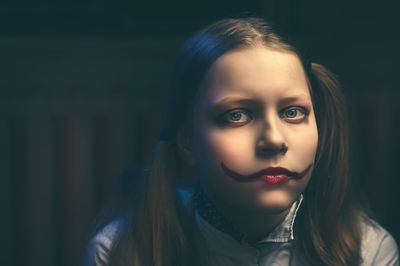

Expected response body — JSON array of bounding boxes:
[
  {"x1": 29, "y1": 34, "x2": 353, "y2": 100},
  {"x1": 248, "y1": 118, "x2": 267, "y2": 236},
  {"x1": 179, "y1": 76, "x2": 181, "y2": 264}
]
[
  {"x1": 194, "y1": 185, "x2": 293, "y2": 244},
  {"x1": 216, "y1": 203, "x2": 291, "y2": 243}
]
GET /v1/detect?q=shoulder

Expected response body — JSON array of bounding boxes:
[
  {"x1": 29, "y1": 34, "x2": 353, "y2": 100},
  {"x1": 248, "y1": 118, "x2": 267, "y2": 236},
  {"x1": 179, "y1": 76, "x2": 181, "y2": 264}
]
[
  {"x1": 84, "y1": 217, "x2": 124, "y2": 266},
  {"x1": 359, "y1": 215, "x2": 399, "y2": 265}
]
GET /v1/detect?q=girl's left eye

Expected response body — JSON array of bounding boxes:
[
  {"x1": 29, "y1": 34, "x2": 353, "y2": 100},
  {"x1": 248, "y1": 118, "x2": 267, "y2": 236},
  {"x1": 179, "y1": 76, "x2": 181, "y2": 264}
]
[{"x1": 280, "y1": 107, "x2": 308, "y2": 122}]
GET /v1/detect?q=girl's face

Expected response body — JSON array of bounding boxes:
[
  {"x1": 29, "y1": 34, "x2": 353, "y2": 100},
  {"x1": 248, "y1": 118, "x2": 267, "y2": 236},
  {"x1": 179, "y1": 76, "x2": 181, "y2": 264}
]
[{"x1": 188, "y1": 45, "x2": 318, "y2": 215}]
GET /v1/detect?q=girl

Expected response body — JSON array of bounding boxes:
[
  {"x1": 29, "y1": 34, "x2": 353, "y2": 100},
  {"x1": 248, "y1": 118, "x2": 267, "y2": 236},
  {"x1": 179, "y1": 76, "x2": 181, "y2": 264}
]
[{"x1": 84, "y1": 17, "x2": 399, "y2": 265}]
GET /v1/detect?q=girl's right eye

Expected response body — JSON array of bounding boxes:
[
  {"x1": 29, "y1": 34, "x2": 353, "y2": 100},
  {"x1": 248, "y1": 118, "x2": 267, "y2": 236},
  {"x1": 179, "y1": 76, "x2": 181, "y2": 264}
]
[{"x1": 218, "y1": 109, "x2": 253, "y2": 126}]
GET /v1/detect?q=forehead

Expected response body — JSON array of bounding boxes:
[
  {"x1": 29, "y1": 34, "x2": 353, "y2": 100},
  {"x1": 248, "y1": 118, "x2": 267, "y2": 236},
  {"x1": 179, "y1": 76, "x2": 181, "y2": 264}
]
[{"x1": 198, "y1": 46, "x2": 310, "y2": 102}]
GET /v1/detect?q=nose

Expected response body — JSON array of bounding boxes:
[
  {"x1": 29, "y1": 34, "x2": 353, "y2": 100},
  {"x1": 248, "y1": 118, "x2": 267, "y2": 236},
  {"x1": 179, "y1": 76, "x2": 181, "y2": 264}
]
[{"x1": 256, "y1": 116, "x2": 288, "y2": 158}]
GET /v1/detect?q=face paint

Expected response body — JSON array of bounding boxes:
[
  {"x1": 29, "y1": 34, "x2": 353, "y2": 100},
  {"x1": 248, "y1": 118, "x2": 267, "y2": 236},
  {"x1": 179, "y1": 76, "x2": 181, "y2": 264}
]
[
  {"x1": 221, "y1": 162, "x2": 313, "y2": 185},
  {"x1": 191, "y1": 46, "x2": 318, "y2": 214}
]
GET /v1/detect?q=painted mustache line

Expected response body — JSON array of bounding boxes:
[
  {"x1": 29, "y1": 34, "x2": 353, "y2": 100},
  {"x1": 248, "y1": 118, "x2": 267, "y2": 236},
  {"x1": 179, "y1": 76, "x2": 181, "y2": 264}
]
[{"x1": 221, "y1": 162, "x2": 313, "y2": 183}]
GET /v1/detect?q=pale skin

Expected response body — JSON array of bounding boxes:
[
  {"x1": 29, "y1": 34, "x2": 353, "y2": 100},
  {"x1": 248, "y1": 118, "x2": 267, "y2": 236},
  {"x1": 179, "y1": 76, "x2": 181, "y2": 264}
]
[{"x1": 179, "y1": 44, "x2": 319, "y2": 243}]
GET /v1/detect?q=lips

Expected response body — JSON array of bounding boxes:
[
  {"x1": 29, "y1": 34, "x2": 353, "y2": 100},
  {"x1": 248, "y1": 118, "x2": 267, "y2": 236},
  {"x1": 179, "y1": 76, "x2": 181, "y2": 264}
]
[
  {"x1": 262, "y1": 174, "x2": 291, "y2": 185},
  {"x1": 221, "y1": 163, "x2": 312, "y2": 184}
]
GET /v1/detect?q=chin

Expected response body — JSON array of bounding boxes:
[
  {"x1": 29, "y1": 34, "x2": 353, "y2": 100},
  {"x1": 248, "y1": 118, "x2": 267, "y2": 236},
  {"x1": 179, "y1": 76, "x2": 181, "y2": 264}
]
[{"x1": 256, "y1": 190, "x2": 298, "y2": 213}]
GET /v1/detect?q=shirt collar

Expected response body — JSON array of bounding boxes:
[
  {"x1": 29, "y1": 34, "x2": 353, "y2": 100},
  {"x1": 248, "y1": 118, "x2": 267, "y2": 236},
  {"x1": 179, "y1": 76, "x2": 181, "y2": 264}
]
[
  {"x1": 190, "y1": 186, "x2": 304, "y2": 244},
  {"x1": 259, "y1": 193, "x2": 303, "y2": 243}
]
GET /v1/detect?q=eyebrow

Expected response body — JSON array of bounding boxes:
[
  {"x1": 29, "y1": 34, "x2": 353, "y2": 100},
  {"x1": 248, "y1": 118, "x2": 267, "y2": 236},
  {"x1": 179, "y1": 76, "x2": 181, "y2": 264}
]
[
  {"x1": 205, "y1": 97, "x2": 260, "y2": 115},
  {"x1": 211, "y1": 97, "x2": 257, "y2": 106},
  {"x1": 210, "y1": 93, "x2": 311, "y2": 107},
  {"x1": 205, "y1": 93, "x2": 312, "y2": 117},
  {"x1": 278, "y1": 94, "x2": 312, "y2": 105}
]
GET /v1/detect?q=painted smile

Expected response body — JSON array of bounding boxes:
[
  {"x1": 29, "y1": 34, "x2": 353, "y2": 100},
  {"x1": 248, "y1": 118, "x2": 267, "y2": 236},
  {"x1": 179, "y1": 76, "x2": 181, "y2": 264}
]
[{"x1": 221, "y1": 162, "x2": 313, "y2": 184}]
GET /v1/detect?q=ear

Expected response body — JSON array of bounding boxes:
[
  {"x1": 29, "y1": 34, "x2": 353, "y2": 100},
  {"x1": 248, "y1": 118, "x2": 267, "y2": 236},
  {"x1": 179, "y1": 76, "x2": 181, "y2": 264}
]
[{"x1": 176, "y1": 128, "x2": 197, "y2": 166}]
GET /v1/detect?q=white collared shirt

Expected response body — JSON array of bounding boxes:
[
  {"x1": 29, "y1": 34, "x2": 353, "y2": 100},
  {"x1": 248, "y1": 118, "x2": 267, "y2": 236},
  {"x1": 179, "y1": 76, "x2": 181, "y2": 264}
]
[
  {"x1": 85, "y1": 191, "x2": 399, "y2": 266},
  {"x1": 194, "y1": 194, "x2": 305, "y2": 265}
]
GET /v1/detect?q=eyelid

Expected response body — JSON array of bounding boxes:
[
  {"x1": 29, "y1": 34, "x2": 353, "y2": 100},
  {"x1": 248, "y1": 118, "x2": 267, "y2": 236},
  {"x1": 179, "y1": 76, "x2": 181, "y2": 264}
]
[
  {"x1": 217, "y1": 108, "x2": 253, "y2": 125},
  {"x1": 280, "y1": 106, "x2": 310, "y2": 120},
  {"x1": 215, "y1": 105, "x2": 310, "y2": 126},
  {"x1": 282, "y1": 106, "x2": 309, "y2": 113},
  {"x1": 220, "y1": 107, "x2": 252, "y2": 116}
]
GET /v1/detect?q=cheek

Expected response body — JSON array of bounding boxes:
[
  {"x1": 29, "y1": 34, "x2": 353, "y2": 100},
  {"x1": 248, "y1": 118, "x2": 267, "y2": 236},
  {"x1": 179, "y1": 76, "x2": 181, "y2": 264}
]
[
  {"x1": 196, "y1": 129, "x2": 253, "y2": 169},
  {"x1": 290, "y1": 121, "x2": 319, "y2": 161},
  {"x1": 309, "y1": 119, "x2": 319, "y2": 155}
]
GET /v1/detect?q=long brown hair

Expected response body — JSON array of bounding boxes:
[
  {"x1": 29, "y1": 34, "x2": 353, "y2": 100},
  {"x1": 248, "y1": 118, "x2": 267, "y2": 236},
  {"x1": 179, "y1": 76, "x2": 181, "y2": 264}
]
[{"x1": 88, "y1": 17, "x2": 372, "y2": 266}]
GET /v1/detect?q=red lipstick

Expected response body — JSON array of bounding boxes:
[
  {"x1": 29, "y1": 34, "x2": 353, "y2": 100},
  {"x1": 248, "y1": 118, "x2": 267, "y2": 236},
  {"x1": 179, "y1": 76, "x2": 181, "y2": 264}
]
[{"x1": 221, "y1": 163, "x2": 312, "y2": 185}]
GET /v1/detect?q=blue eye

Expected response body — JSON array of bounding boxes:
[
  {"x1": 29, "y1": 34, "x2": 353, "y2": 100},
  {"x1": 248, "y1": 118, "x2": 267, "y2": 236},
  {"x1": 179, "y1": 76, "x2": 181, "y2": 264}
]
[
  {"x1": 281, "y1": 107, "x2": 308, "y2": 122},
  {"x1": 219, "y1": 109, "x2": 252, "y2": 126}
]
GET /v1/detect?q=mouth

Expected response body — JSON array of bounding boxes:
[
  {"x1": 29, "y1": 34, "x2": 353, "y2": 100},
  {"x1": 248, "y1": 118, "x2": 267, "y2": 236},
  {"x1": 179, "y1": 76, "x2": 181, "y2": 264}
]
[{"x1": 221, "y1": 163, "x2": 313, "y2": 185}]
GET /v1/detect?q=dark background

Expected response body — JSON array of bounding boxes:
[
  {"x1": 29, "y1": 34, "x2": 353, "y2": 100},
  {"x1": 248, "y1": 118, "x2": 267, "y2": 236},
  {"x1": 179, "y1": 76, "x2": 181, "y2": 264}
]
[{"x1": 1, "y1": 1, "x2": 399, "y2": 266}]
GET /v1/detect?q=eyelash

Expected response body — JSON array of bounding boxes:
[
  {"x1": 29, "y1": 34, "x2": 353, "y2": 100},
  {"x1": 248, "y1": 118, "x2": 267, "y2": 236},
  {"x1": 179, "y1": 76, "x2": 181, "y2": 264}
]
[
  {"x1": 280, "y1": 107, "x2": 310, "y2": 122},
  {"x1": 218, "y1": 109, "x2": 253, "y2": 126},
  {"x1": 218, "y1": 106, "x2": 309, "y2": 126}
]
